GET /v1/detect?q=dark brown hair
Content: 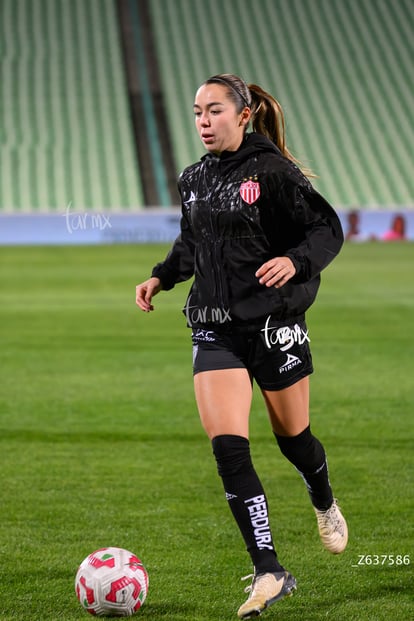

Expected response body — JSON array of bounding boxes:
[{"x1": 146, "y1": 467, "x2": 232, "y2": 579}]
[{"x1": 204, "y1": 74, "x2": 314, "y2": 177}]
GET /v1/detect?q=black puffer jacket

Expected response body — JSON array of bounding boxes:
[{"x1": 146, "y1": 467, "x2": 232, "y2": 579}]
[{"x1": 152, "y1": 133, "x2": 343, "y2": 328}]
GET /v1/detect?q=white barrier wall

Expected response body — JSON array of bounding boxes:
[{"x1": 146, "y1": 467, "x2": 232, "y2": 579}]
[{"x1": 0, "y1": 209, "x2": 413, "y2": 245}]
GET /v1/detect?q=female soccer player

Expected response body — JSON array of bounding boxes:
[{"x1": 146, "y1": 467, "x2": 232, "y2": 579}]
[{"x1": 136, "y1": 74, "x2": 348, "y2": 619}]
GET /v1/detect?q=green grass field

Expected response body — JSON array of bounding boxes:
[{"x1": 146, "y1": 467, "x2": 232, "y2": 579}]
[{"x1": 1, "y1": 242, "x2": 413, "y2": 620}]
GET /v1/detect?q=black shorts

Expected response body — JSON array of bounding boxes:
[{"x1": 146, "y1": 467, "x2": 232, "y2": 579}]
[{"x1": 192, "y1": 316, "x2": 313, "y2": 391}]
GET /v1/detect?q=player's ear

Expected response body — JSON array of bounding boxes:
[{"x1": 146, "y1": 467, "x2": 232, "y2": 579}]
[{"x1": 239, "y1": 107, "x2": 251, "y2": 126}]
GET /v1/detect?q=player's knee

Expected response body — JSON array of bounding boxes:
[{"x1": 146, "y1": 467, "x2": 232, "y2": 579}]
[
  {"x1": 274, "y1": 425, "x2": 325, "y2": 473},
  {"x1": 212, "y1": 434, "x2": 253, "y2": 478}
]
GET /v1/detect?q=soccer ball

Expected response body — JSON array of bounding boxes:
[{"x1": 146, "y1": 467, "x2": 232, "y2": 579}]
[{"x1": 75, "y1": 547, "x2": 149, "y2": 617}]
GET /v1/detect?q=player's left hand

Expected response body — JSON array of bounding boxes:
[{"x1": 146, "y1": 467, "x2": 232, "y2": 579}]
[{"x1": 255, "y1": 256, "x2": 296, "y2": 288}]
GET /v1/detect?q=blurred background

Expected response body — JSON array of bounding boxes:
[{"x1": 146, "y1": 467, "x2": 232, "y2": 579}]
[
  {"x1": 1, "y1": 5, "x2": 413, "y2": 618},
  {"x1": 1, "y1": 0, "x2": 413, "y2": 242}
]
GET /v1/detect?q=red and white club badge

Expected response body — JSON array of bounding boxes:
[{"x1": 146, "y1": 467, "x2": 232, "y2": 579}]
[{"x1": 239, "y1": 180, "x2": 260, "y2": 205}]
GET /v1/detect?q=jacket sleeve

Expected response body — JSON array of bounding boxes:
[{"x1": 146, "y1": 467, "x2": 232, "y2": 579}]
[
  {"x1": 151, "y1": 210, "x2": 195, "y2": 290},
  {"x1": 281, "y1": 181, "x2": 344, "y2": 283}
]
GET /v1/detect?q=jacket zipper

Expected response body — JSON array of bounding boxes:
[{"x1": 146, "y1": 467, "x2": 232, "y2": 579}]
[{"x1": 207, "y1": 161, "x2": 226, "y2": 314}]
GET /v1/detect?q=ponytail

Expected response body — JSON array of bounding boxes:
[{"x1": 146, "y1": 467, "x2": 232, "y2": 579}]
[{"x1": 248, "y1": 83, "x2": 314, "y2": 177}]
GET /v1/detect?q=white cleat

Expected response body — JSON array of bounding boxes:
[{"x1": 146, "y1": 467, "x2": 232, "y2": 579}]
[
  {"x1": 314, "y1": 499, "x2": 348, "y2": 554},
  {"x1": 237, "y1": 570, "x2": 297, "y2": 618}
]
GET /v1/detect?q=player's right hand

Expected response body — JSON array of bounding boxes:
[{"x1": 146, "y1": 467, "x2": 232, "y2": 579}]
[{"x1": 135, "y1": 277, "x2": 162, "y2": 312}]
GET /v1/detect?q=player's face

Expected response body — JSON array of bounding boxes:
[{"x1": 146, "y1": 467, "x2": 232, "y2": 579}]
[{"x1": 193, "y1": 84, "x2": 250, "y2": 154}]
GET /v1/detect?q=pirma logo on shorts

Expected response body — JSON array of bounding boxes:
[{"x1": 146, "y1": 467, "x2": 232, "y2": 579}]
[{"x1": 279, "y1": 353, "x2": 302, "y2": 374}]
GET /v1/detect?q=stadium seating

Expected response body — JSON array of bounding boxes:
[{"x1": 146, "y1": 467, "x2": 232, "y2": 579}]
[
  {"x1": 149, "y1": 0, "x2": 413, "y2": 208},
  {"x1": 0, "y1": 0, "x2": 143, "y2": 211},
  {"x1": 1, "y1": 0, "x2": 412, "y2": 212}
]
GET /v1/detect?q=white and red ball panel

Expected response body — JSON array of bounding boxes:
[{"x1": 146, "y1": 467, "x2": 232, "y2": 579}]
[{"x1": 75, "y1": 547, "x2": 148, "y2": 617}]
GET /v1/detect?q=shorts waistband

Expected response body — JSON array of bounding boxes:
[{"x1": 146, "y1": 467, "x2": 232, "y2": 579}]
[{"x1": 191, "y1": 313, "x2": 306, "y2": 335}]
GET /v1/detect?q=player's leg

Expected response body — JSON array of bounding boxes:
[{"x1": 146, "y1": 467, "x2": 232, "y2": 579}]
[
  {"x1": 262, "y1": 377, "x2": 333, "y2": 508},
  {"x1": 193, "y1": 367, "x2": 251, "y2": 439},
  {"x1": 194, "y1": 368, "x2": 296, "y2": 618},
  {"x1": 262, "y1": 378, "x2": 348, "y2": 554},
  {"x1": 194, "y1": 367, "x2": 282, "y2": 572},
  {"x1": 262, "y1": 375, "x2": 310, "y2": 436}
]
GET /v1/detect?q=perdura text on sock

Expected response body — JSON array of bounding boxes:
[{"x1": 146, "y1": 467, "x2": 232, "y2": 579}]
[{"x1": 244, "y1": 495, "x2": 274, "y2": 550}]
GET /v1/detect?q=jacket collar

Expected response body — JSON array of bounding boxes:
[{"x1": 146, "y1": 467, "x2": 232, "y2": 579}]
[{"x1": 201, "y1": 133, "x2": 280, "y2": 170}]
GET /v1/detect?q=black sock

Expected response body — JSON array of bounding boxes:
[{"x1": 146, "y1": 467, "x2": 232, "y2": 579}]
[
  {"x1": 212, "y1": 434, "x2": 284, "y2": 574},
  {"x1": 275, "y1": 426, "x2": 334, "y2": 511}
]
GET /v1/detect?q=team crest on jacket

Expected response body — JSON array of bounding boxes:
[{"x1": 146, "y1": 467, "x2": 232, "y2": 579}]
[{"x1": 240, "y1": 180, "x2": 260, "y2": 204}]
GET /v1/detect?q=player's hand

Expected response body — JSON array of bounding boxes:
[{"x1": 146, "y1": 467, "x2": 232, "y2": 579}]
[
  {"x1": 255, "y1": 257, "x2": 296, "y2": 288},
  {"x1": 135, "y1": 277, "x2": 162, "y2": 312}
]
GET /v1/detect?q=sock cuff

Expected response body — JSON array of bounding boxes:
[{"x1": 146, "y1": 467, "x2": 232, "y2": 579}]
[
  {"x1": 212, "y1": 434, "x2": 249, "y2": 454},
  {"x1": 212, "y1": 434, "x2": 252, "y2": 478},
  {"x1": 274, "y1": 424, "x2": 311, "y2": 446},
  {"x1": 274, "y1": 425, "x2": 325, "y2": 474}
]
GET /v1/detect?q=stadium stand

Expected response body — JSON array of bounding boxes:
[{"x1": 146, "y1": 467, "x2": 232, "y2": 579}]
[
  {"x1": 1, "y1": 0, "x2": 412, "y2": 215},
  {"x1": 116, "y1": 0, "x2": 179, "y2": 206},
  {"x1": 149, "y1": 0, "x2": 413, "y2": 208},
  {"x1": 0, "y1": 0, "x2": 143, "y2": 211}
]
